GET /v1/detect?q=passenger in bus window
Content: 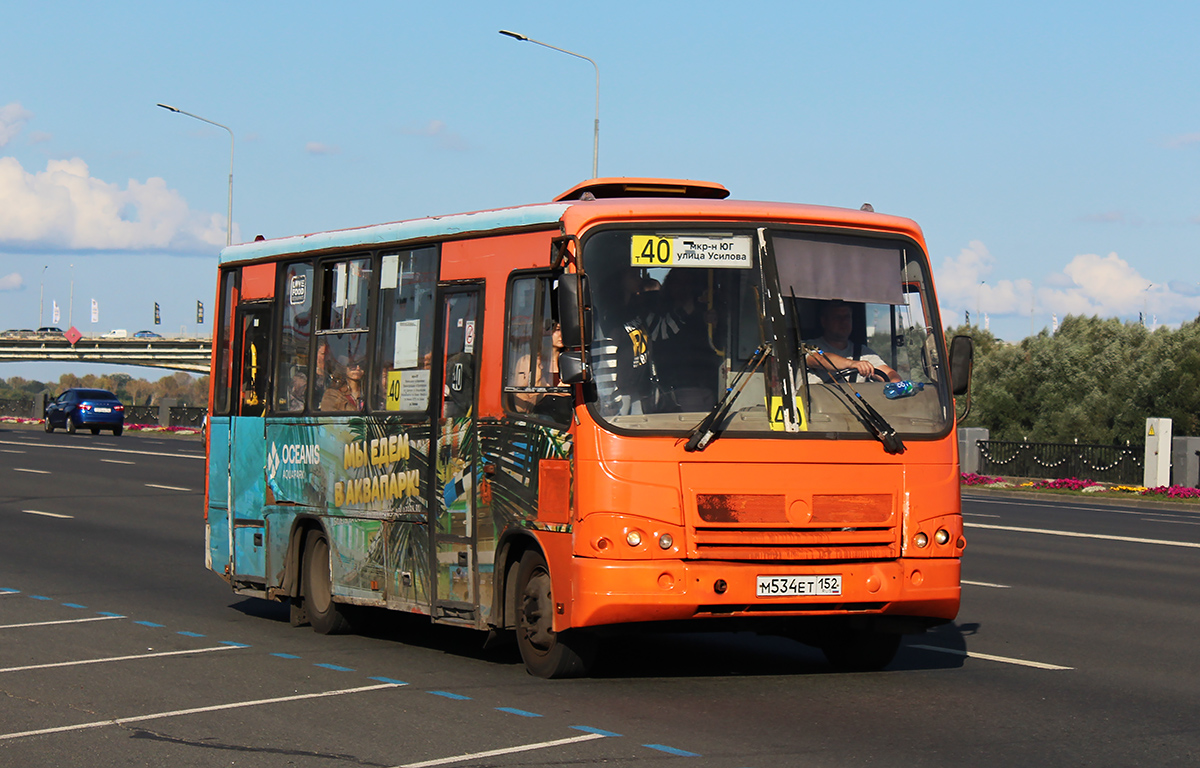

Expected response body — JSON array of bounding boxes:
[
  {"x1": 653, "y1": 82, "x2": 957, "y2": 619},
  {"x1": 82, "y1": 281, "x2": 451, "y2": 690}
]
[
  {"x1": 804, "y1": 300, "x2": 900, "y2": 383},
  {"x1": 287, "y1": 371, "x2": 308, "y2": 411},
  {"x1": 593, "y1": 268, "x2": 658, "y2": 416},
  {"x1": 512, "y1": 321, "x2": 571, "y2": 423},
  {"x1": 647, "y1": 268, "x2": 722, "y2": 412},
  {"x1": 320, "y1": 355, "x2": 366, "y2": 412}
]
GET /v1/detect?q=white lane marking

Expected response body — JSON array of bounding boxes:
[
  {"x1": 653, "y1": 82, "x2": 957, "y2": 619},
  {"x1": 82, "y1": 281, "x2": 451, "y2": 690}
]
[
  {"x1": 21, "y1": 510, "x2": 73, "y2": 519},
  {"x1": 0, "y1": 682, "x2": 402, "y2": 741},
  {"x1": 0, "y1": 644, "x2": 242, "y2": 673},
  {"x1": 966, "y1": 496, "x2": 1200, "y2": 520},
  {"x1": 961, "y1": 580, "x2": 1011, "y2": 588},
  {"x1": 101, "y1": 459, "x2": 135, "y2": 465},
  {"x1": 396, "y1": 733, "x2": 607, "y2": 768},
  {"x1": 0, "y1": 449, "x2": 26, "y2": 454},
  {"x1": 1139, "y1": 517, "x2": 1200, "y2": 527},
  {"x1": 910, "y1": 644, "x2": 1073, "y2": 670},
  {"x1": 0, "y1": 439, "x2": 202, "y2": 461},
  {"x1": 0, "y1": 616, "x2": 124, "y2": 630},
  {"x1": 965, "y1": 522, "x2": 1200, "y2": 549},
  {"x1": 145, "y1": 484, "x2": 192, "y2": 492},
  {"x1": 13, "y1": 468, "x2": 50, "y2": 474},
  {"x1": 963, "y1": 512, "x2": 1001, "y2": 518}
]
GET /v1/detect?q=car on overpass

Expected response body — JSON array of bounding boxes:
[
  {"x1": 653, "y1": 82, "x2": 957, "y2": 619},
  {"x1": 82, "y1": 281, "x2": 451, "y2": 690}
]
[
  {"x1": 44, "y1": 388, "x2": 125, "y2": 436},
  {"x1": 36, "y1": 326, "x2": 65, "y2": 336},
  {"x1": 133, "y1": 330, "x2": 163, "y2": 339}
]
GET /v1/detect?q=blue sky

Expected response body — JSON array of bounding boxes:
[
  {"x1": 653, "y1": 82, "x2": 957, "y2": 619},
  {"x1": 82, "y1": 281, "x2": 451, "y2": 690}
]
[{"x1": 3, "y1": 2, "x2": 1200, "y2": 381}]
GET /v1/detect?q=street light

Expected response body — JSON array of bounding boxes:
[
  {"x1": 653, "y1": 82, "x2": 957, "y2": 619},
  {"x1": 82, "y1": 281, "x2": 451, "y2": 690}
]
[
  {"x1": 157, "y1": 103, "x2": 235, "y2": 246},
  {"x1": 499, "y1": 30, "x2": 600, "y2": 178}
]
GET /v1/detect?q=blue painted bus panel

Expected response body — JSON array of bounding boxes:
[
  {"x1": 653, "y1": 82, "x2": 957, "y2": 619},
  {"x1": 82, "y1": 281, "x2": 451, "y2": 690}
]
[
  {"x1": 208, "y1": 508, "x2": 230, "y2": 574},
  {"x1": 207, "y1": 417, "x2": 231, "y2": 508},
  {"x1": 233, "y1": 524, "x2": 266, "y2": 580}
]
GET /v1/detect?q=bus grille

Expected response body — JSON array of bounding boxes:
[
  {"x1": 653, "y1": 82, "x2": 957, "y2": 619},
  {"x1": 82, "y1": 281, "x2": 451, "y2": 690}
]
[{"x1": 691, "y1": 527, "x2": 898, "y2": 562}]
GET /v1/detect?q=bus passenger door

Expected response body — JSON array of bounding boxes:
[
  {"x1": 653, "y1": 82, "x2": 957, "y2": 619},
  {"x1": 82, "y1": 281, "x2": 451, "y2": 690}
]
[
  {"x1": 432, "y1": 287, "x2": 480, "y2": 622},
  {"x1": 229, "y1": 301, "x2": 273, "y2": 585}
]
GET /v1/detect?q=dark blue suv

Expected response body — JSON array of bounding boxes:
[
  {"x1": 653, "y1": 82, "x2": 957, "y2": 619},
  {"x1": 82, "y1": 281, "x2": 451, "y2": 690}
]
[{"x1": 44, "y1": 388, "x2": 126, "y2": 436}]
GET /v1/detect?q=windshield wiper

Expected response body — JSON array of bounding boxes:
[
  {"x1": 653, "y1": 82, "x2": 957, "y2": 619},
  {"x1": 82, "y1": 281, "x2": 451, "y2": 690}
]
[
  {"x1": 685, "y1": 343, "x2": 771, "y2": 452},
  {"x1": 807, "y1": 347, "x2": 906, "y2": 455}
]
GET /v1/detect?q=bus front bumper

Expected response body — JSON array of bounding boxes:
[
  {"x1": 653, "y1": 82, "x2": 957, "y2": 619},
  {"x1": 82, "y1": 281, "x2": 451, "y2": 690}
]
[{"x1": 566, "y1": 557, "x2": 960, "y2": 629}]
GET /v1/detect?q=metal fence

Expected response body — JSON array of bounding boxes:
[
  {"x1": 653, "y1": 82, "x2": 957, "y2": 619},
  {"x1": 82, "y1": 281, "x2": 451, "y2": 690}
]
[
  {"x1": 977, "y1": 440, "x2": 1143, "y2": 484},
  {"x1": 0, "y1": 398, "x2": 206, "y2": 429}
]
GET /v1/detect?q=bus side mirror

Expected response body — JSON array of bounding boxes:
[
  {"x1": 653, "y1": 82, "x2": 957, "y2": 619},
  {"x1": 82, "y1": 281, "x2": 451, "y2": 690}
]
[
  {"x1": 557, "y1": 273, "x2": 591, "y2": 348},
  {"x1": 558, "y1": 350, "x2": 587, "y2": 384},
  {"x1": 949, "y1": 335, "x2": 974, "y2": 396}
]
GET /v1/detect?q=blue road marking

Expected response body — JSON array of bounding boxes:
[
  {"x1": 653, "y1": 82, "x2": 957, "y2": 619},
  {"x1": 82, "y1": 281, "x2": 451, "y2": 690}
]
[
  {"x1": 572, "y1": 726, "x2": 623, "y2": 738},
  {"x1": 496, "y1": 707, "x2": 542, "y2": 718},
  {"x1": 369, "y1": 676, "x2": 408, "y2": 685},
  {"x1": 271, "y1": 653, "x2": 301, "y2": 659},
  {"x1": 314, "y1": 663, "x2": 355, "y2": 672},
  {"x1": 62, "y1": 603, "x2": 87, "y2": 609},
  {"x1": 429, "y1": 691, "x2": 472, "y2": 700},
  {"x1": 96, "y1": 612, "x2": 123, "y2": 617},
  {"x1": 0, "y1": 589, "x2": 20, "y2": 594},
  {"x1": 644, "y1": 744, "x2": 702, "y2": 757},
  {"x1": 30, "y1": 595, "x2": 52, "y2": 601},
  {"x1": 134, "y1": 621, "x2": 165, "y2": 627},
  {"x1": 177, "y1": 631, "x2": 205, "y2": 637}
]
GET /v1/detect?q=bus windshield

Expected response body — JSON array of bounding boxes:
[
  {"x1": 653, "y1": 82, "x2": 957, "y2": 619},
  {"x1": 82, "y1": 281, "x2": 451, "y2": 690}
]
[{"x1": 582, "y1": 227, "x2": 951, "y2": 440}]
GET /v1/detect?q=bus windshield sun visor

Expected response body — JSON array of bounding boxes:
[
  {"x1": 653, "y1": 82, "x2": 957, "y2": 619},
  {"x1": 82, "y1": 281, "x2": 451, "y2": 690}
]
[{"x1": 773, "y1": 233, "x2": 905, "y2": 305}]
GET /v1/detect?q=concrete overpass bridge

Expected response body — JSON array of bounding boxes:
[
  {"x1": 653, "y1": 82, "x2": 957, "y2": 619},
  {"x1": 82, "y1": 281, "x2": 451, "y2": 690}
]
[{"x1": 0, "y1": 336, "x2": 211, "y2": 373}]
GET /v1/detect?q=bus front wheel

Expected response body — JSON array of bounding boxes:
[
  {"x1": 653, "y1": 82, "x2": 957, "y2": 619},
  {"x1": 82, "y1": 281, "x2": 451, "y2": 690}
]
[
  {"x1": 302, "y1": 530, "x2": 353, "y2": 635},
  {"x1": 820, "y1": 625, "x2": 902, "y2": 672},
  {"x1": 514, "y1": 549, "x2": 596, "y2": 679}
]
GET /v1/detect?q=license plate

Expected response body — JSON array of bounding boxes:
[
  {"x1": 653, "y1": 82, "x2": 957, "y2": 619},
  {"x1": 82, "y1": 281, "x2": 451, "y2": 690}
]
[
  {"x1": 756, "y1": 574, "x2": 842, "y2": 597},
  {"x1": 94, "y1": 407, "x2": 112, "y2": 413}
]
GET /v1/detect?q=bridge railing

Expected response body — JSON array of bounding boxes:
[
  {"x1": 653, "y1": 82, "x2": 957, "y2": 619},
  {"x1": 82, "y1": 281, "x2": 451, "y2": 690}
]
[
  {"x1": 0, "y1": 398, "x2": 207, "y2": 429},
  {"x1": 977, "y1": 439, "x2": 1144, "y2": 484}
]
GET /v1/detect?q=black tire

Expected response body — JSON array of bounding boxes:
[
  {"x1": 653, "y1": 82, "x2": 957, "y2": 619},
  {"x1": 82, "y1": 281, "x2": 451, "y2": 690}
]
[
  {"x1": 514, "y1": 549, "x2": 596, "y2": 678},
  {"x1": 821, "y1": 625, "x2": 902, "y2": 672},
  {"x1": 302, "y1": 529, "x2": 353, "y2": 635},
  {"x1": 90, "y1": 427, "x2": 100, "y2": 435},
  {"x1": 113, "y1": 426, "x2": 123, "y2": 436},
  {"x1": 43, "y1": 418, "x2": 53, "y2": 433},
  {"x1": 66, "y1": 418, "x2": 77, "y2": 435}
]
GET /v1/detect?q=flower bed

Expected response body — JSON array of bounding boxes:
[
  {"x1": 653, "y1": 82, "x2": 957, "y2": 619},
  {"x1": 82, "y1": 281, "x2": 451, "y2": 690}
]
[{"x1": 962, "y1": 472, "x2": 1200, "y2": 501}]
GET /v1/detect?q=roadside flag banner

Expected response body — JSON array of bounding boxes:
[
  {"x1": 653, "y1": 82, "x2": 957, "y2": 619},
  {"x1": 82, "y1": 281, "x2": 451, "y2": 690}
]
[
  {"x1": 91, "y1": 299, "x2": 99, "y2": 323},
  {"x1": 53, "y1": 301, "x2": 60, "y2": 324},
  {"x1": 197, "y1": 300, "x2": 204, "y2": 324},
  {"x1": 154, "y1": 302, "x2": 161, "y2": 325}
]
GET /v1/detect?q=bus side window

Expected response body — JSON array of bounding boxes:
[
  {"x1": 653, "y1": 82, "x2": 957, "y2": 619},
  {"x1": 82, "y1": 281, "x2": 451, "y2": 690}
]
[
  {"x1": 372, "y1": 247, "x2": 437, "y2": 412},
  {"x1": 214, "y1": 269, "x2": 238, "y2": 416},
  {"x1": 274, "y1": 261, "x2": 313, "y2": 413},
  {"x1": 504, "y1": 274, "x2": 570, "y2": 424}
]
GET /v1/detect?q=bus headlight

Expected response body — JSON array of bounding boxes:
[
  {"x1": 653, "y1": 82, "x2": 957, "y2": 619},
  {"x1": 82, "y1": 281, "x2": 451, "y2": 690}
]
[
  {"x1": 658, "y1": 533, "x2": 674, "y2": 550},
  {"x1": 626, "y1": 530, "x2": 643, "y2": 547},
  {"x1": 914, "y1": 532, "x2": 929, "y2": 548},
  {"x1": 935, "y1": 528, "x2": 950, "y2": 545}
]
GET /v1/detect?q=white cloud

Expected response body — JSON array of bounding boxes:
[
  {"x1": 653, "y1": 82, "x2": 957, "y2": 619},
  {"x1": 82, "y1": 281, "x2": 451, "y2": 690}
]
[
  {"x1": 937, "y1": 240, "x2": 1033, "y2": 319},
  {"x1": 402, "y1": 119, "x2": 468, "y2": 151},
  {"x1": 0, "y1": 272, "x2": 21, "y2": 291},
  {"x1": 305, "y1": 142, "x2": 340, "y2": 155},
  {"x1": 0, "y1": 156, "x2": 229, "y2": 252},
  {"x1": 0, "y1": 102, "x2": 33, "y2": 148},
  {"x1": 1038, "y1": 252, "x2": 1153, "y2": 316},
  {"x1": 1164, "y1": 132, "x2": 1200, "y2": 149}
]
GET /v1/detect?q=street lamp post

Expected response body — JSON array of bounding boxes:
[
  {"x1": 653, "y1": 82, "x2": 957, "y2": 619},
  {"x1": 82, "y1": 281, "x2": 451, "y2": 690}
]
[
  {"x1": 157, "y1": 103, "x2": 235, "y2": 246},
  {"x1": 499, "y1": 30, "x2": 600, "y2": 178}
]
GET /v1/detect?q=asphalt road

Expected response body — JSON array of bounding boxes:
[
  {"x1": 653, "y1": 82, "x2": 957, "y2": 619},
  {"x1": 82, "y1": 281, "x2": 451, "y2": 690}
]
[{"x1": 1, "y1": 423, "x2": 1198, "y2": 766}]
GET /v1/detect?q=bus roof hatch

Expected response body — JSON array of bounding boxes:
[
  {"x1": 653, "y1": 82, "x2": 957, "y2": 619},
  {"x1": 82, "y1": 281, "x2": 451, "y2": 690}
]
[{"x1": 554, "y1": 177, "x2": 730, "y2": 202}]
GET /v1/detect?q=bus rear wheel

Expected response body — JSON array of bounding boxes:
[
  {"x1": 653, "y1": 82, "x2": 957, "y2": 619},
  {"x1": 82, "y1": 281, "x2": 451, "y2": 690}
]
[
  {"x1": 303, "y1": 529, "x2": 353, "y2": 635},
  {"x1": 514, "y1": 549, "x2": 595, "y2": 679},
  {"x1": 820, "y1": 625, "x2": 902, "y2": 672}
]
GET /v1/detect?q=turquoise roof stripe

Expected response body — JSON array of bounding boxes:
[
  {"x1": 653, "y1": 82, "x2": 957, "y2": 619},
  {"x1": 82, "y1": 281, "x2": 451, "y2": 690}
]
[{"x1": 220, "y1": 203, "x2": 570, "y2": 264}]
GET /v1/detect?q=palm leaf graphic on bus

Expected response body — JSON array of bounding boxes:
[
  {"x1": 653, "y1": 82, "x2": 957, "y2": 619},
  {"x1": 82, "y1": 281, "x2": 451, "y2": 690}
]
[
  {"x1": 436, "y1": 410, "x2": 476, "y2": 536},
  {"x1": 480, "y1": 419, "x2": 573, "y2": 535}
]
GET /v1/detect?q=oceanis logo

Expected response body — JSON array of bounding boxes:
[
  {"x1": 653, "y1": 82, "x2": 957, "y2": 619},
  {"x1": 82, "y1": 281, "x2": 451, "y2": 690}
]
[{"x1": 268, "y1": 442, "x2": 320, "y2": 480}]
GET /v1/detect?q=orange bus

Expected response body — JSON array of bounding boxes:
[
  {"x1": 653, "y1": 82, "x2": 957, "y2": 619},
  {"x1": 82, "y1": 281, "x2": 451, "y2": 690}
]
[{"x1": 205, "y1": 178, "x2": 973, "y2": 677}]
